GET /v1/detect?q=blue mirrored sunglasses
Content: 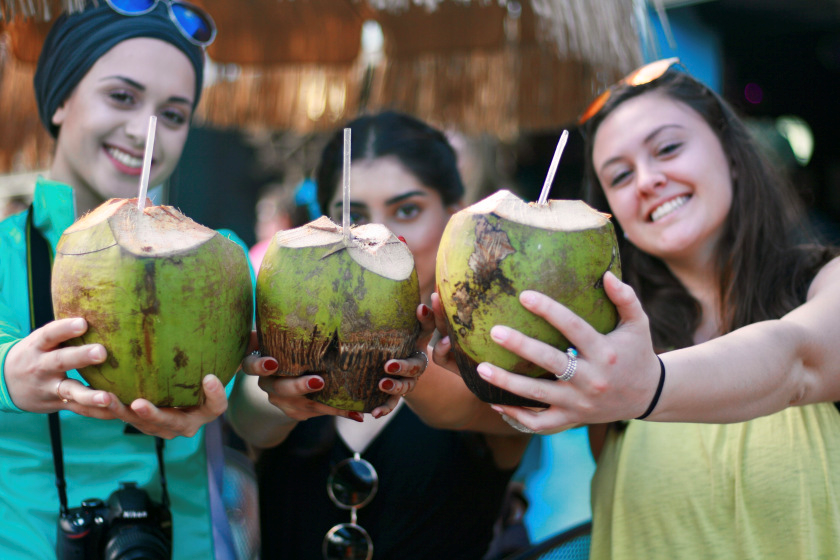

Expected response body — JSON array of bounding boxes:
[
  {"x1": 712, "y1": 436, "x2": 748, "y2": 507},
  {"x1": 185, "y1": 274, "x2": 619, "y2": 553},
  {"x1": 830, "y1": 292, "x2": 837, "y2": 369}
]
[{"x1": 104, "y1": 0, "x2": 217, "y2": 47}]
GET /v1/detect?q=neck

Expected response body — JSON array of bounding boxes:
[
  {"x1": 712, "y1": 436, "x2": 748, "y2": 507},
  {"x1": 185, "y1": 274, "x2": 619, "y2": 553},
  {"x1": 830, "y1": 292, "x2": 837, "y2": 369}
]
[{"x1": 665, "y1": 255, "x2": 722, "y2": 343}]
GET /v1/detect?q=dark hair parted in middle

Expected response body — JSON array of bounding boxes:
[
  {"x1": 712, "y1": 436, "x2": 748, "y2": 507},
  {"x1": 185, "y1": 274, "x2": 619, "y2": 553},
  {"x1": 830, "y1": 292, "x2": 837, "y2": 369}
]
[{"x1": 316, "y1": 111, "x2": 465, "y2": 215}]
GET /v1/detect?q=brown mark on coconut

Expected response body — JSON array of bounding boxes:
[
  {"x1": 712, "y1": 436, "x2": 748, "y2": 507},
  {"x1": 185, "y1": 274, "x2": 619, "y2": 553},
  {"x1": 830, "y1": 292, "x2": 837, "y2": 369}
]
[
  {"x1": 451, "y1": 216, "x2": 516, "y2": 331},
  {"x1": 173, "y1": 348, "x2": 189, "y2": 369},
  {"x1": 139, "y1": 261, "x2": 161, "y2": 365}
]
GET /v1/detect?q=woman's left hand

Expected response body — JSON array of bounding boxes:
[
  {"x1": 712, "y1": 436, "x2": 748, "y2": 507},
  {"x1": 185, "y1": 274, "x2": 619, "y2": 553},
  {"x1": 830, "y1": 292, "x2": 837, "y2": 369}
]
[
  {"x1": 476, "y1": 272, "x2": 664, "y2": 434},
  {"x1": 59, "y1": 373, "x2": 229, "y2": 439}
]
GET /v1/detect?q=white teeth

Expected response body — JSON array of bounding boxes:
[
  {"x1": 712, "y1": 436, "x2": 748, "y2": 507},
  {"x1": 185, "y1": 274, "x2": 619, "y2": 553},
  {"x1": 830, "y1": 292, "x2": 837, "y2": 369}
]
[
  {"x1": 107, "y1": 147, "x2": 143, "y2": 169},
  {"x1": 650, "y1": 195, "x2": 689, "y2": 222}
]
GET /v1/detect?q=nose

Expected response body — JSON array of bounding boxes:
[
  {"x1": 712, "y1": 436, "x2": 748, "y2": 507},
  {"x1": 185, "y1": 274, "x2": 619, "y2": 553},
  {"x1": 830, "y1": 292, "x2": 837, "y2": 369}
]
[
  {"x1": 125, "y1": 110, "x2": 155, "y2": 148},
  {"x1": 635, "y1": 162, "x2": 666, "y2": 195}
]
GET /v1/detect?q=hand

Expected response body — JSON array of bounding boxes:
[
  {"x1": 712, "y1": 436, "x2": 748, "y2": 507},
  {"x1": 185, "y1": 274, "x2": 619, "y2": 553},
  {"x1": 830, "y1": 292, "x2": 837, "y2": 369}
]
[
  {"x1": 241, "y1": 320, "x2": 431, "y2": 421},
  {"x1": 474, "y1": 272, "x2": 663, "y2": 434},
  {"x1": 5, "y1": 318, "x2": 227, "y2": 438},
  {"x1": 428, "y1": 292, "x2": 460, "y2": 375}
]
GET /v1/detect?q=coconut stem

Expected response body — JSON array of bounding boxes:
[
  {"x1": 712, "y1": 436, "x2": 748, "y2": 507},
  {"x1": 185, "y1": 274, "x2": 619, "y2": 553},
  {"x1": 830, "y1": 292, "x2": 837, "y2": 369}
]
[
  {"x1": 538, "y1": 129, "x2": 569, "y2": 206},
  {"x1": 137, "y1": 116, "x2": 157, "y2": 211},
  {"x1": 342, "y1": 127, "x2": 352, "y2": 240}
]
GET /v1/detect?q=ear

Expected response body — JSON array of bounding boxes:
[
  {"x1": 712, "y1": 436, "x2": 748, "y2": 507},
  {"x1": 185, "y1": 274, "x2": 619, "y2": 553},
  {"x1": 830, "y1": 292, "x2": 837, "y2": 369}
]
[{"x1": 52, "y1": 103, "x2": 67, "y2": 127}]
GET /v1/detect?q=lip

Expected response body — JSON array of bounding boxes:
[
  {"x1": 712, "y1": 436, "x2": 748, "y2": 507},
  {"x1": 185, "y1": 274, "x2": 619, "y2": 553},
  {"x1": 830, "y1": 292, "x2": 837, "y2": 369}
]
[
  {"x1": 104, "y1": 144, "x2": 150, "y2": 177},
  {"x1": 647, "y1": 194, "x2": 691, "y2": 222}
]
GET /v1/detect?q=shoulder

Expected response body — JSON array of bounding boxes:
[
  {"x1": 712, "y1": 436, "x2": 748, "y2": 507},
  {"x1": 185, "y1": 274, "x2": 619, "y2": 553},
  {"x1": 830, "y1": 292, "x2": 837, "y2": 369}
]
[{"x1": 807, "y1": 255, "x2": 840, "y2": 300}]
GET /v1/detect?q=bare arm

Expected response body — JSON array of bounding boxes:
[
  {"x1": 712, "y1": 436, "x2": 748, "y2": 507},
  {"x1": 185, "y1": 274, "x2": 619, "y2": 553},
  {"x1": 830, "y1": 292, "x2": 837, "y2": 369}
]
[{"x1": 480, "y1": 258, "x2": 840, "y2": 432}]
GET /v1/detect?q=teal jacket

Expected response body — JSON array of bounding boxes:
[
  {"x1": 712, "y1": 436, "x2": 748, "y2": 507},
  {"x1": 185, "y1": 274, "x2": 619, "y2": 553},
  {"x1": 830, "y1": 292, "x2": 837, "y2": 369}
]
[{"x1": 0, "y1": 177, "x2": 248, "y2": 559}]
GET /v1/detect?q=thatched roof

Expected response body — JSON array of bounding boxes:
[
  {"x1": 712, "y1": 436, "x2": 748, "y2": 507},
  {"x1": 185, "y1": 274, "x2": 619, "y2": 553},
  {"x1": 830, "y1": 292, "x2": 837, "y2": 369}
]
[{"x1": 0, "y1": 0, "x2": 646, "y2": 174}]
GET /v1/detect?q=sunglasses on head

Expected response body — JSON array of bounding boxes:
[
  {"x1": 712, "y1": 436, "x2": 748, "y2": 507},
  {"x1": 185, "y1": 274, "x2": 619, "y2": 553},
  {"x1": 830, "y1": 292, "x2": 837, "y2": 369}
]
[
  {"x1": 578, "y1": 57, "x2": 681, "y2": 126},
  {"x1": 104, "y1": 0, "x2": 216, "y2": 47},
  {"x1": 323, "y1": 453, "x2": 378, "y2": 560}
]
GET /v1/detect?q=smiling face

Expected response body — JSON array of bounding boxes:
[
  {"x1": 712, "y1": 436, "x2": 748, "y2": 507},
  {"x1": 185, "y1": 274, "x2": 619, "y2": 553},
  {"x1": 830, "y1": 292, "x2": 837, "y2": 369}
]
[
  {"x1": 327, "y1": 156, "x2": 459, "y2": 302},
  {"x1": 49, "y1": 37, "x2": 196, "y2": 214},
  {"x1": 592, "y1": 91, "x2": 733, "y2": 267}
]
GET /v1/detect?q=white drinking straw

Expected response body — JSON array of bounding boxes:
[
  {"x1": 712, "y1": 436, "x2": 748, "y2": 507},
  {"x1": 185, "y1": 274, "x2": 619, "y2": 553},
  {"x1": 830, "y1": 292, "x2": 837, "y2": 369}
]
[
  {"x1": 342, "y1": 127, "x2": 352, "y2": 239},
  {"x1": 537, "y1": 129, "x2": 569, "y2": 206},
  {"x1": 136, "y1": 116, "x2": 157, "y2": 211}
]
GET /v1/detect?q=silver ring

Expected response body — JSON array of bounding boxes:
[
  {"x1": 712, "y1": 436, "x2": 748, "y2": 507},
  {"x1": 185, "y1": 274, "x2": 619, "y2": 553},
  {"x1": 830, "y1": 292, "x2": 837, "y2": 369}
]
[
  {"x1": 413, "y1": 351, "x2": 429, "y2": 370},
  {"x1": 250, "y1": 349, "x2": 262, "y2": 357},
  {"x1": 501, "y1": 413, "x2": 536, "y2": 434},
  {"x1": 556, "y1": 347, "x2": 578, "y2": 381}
]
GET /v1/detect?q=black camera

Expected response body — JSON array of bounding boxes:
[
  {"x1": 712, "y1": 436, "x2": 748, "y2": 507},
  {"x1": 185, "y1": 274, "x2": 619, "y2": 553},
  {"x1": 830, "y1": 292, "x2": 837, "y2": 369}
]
[{"x1": 56, "y1": 481, "x2": 172, "y2": 560}]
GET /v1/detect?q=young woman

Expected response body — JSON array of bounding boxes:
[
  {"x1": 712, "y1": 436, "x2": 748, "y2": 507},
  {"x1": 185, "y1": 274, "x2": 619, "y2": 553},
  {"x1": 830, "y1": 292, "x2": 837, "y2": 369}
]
[
  {"x1": 445, "y1": 60, "x2": 840, "y2": 558},
  {"x1": 229, "y1": 111, "x2": 531, "y2": 559},
  {"x1": 0, "y1": 2, "x2": 236, "y2": 558}
]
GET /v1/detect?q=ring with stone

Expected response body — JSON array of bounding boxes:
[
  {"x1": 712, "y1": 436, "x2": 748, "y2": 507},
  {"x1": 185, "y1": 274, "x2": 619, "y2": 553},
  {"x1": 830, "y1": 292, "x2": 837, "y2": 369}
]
[{"x1": 556, "y1": 347, "x2": 578, "y2": 382}]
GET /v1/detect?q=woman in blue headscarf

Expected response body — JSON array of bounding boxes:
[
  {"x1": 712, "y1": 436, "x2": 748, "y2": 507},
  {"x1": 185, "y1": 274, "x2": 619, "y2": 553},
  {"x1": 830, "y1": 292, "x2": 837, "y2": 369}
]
[{"x1": 0, "y1": 2, "x2": 237, "y2": 558}]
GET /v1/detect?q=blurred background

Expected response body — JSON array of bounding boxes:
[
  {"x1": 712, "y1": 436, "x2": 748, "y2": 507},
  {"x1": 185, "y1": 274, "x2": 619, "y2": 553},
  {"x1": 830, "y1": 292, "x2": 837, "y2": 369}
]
[{"x1": 2, "y1": 0, "x2": 840, "y2": 546}]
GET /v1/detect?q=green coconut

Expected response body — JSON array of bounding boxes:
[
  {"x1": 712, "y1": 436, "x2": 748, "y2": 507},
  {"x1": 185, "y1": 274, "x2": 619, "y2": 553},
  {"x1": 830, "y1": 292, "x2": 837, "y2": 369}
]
[
  {"x1": 436, "y1": 189, "x2": 621, "y2": 406},
  {"x1": 256, "y1": 215, "x2": 421, "y2": 412},
  {"x1": 51, "y1": 198, "x2": 253, "y2": 407}
]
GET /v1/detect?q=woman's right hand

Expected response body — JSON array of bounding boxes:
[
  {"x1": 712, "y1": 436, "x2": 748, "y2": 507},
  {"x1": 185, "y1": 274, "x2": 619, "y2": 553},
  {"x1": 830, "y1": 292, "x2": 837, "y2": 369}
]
[{"x1": 4, "y1": 318, "x2": 113, "y2": 415}]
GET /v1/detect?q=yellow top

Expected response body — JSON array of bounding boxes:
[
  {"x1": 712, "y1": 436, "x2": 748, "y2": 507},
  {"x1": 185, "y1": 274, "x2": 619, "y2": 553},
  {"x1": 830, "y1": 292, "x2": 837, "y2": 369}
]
[{"x1": 591, "y1": 402, "x2": 840, "y2": 560}]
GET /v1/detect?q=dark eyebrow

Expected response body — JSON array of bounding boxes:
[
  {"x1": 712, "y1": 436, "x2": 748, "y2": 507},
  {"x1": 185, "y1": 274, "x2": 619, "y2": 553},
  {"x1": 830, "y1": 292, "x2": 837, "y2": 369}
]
[
  {"x1": 385, "y1": 191, "x2": 427, "y2": 206},
  {"x1": 599, "y1": 124, "x2": 685, "y2": 172},
  {"x1": 101, "y1": 75, "x2": 193, "y2": 106}
]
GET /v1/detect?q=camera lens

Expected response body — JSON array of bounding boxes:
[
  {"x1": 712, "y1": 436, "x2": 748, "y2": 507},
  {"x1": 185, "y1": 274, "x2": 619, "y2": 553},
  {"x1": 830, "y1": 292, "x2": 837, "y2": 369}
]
[{"x1": 104, "y1": 525, "x2": 170, "y2": 560}]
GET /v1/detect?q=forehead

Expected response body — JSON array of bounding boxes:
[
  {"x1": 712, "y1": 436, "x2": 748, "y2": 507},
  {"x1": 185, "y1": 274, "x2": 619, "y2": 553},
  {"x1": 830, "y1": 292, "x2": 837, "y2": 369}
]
[
  {"x1": 331, "y1": 156, "x2": 439, "y2": 205},
  {"x1": 592, "y1": 92, "x2": 713, "y2": 161},
  {"x1": 81, "y1": 37, "x2": 195, "y2": 97}
]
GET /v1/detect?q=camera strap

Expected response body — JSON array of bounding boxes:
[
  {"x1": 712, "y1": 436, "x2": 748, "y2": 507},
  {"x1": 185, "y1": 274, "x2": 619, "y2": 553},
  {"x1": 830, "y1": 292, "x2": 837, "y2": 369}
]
[{"x1": 24, "y1": 205, "x2": 170, "y2": 514}]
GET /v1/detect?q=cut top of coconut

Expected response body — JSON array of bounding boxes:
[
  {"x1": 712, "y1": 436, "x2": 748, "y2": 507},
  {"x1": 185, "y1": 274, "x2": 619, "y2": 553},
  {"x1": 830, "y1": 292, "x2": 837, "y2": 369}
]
[
  {"x1": 60, "y1": 198, "x2": 216, "y2": 256},
  {"x1": 467, "y1": 190, "x2": 612, "y2": 231},
  {"x1": 273, "y1": 215, "x2": 415, "y2": 281}
]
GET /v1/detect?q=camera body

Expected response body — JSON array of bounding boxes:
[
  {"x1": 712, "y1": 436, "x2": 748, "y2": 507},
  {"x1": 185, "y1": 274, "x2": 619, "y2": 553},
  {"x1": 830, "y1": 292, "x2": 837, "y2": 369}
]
[{"x1": 57, "y1": 481, "x2": 172, "y2": 560}]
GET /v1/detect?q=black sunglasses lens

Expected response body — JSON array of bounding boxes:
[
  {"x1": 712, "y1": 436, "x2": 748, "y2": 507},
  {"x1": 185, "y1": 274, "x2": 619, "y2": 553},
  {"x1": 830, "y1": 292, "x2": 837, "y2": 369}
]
[
  {"x1": 170, "y1": 3, "x2": 215, "y2": 44},
  {"x1": 107, "y1": 0, "x2": 156, "y2": 14},
  {"x1": 323, "y1": 524, "x2": 373, "y2": 560},
  {"x1": 328, "y1": 459, "x2": 377, "y2": 509}
]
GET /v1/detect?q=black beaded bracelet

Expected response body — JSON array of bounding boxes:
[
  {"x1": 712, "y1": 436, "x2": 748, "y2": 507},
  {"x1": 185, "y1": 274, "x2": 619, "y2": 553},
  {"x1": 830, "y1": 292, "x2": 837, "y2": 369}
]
[{"x1": 636, "y1": 356, "x2": 666, "y2": 420}]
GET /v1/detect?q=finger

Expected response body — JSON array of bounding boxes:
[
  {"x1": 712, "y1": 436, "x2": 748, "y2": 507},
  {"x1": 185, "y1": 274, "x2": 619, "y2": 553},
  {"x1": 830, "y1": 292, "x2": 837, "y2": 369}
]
[
  {"x1": 491, "y1": 403, "x2": 576, "y2": 435},
  {"x1": 33, "y1": 318, "x2": 88, "y2": 351},
  {"x1": 489, "y1": 325, "x2": 568, "y2": 376},
  {"x1": 430, "y1": 335, "x2": 460, "y2": 375},
  {"x1": 518, "y1": 291, "x2": 601, "y2": 350},
  {"x1": 383, "y1": 352, "x2": 427, "y2": 379},
  {"x1": 477, "y1": 361, "x2": 562, "y2": 406},
  {"x1": 242, "y1": 352, "x2": 280, "y2": 376},
  {"x1": 430, "y1": 292, "x2": 449, "y2": 336},
  {"x1": 370, "y1": 394, "x2": 403, "y2": 419},
  {"x1": 379, "y1": 377, "x2": 417, "y2": 396},
  {"x1": 259, "y1": 374, "x2": 325, "y2": 398},
  {"x1": 415, "y1": 303, "x2": 435, "y2": 349},
  {"x1": 247, "y1": 330, "x2": 260, "y2": 353},
  {"x1": 603, "y1": 271, "x2": 648, "y2": 328},
  {"x1": 58, "y1": 378, "x2": 112, "y2": 408},
  {"x1": 200, "y1": 374, "x2": 229, "y2": 417},
  {"x1": 47, "y1": 344, "x2": 107, "y2": 375}
]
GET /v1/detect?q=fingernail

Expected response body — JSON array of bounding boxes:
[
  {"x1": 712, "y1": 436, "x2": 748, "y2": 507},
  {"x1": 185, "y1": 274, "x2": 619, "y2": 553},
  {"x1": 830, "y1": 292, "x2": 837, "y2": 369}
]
[
  {"x1": 93, "y1": 393, "x2": 109, "y2": 407},
  {"x1": 381, "y1": 379, "x2": 395, "y2": 391},
  {"x1": 372, "y1": 410, "x2": 383, "y2": 419},
  {"x1": 89, "y1": 346, "x2": 106, "y2": 361},
  {"x1": 350, "y1": 412, "x2": 364, "y2": 422},
  {"x1": 264, "y1": 358, "x2": 279, "y2": 371},
  {"x1": 307, "y1": 378, "x2": 324, "y2": 391},
  {"x1": 397, "y1": 236, "x2": 407, "y2": 244},
  {"x1": 520, "y1": 292, "x2": 535, "y2": 306},
  {"x1": 135, "y1": 406, "x2": 150, "y2": 418},
  {"x1": 204, "y1": 375, "x2": 222, "y2": 392},
  {"x1": 441, "y1": 336, "x2": 450, "y2": 347},
  {"x1": 72, "y1": 318, "x2": 86, "y2": 332},
  {"x1": 477, "y1": 364, "x2": 492, "y2": 380},
  {"x1": 490, "y1": 326, "x2": 509, "y2": 343},
  {"x1": 490, "y1": 405, "x2": 503, "y2": 414},
  {"x1": 385, "y1": 362, "x2": 400, "y2": 374},
  {"x1": 419, "y1": 304, "x2": 430, "y2": 318}
]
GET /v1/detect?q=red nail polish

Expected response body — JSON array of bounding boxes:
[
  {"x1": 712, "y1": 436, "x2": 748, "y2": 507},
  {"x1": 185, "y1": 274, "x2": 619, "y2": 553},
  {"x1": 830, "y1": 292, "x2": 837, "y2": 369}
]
[
  {"x1": 381, "y1": 379, "x2": 395, "y2": 391},
  {"x1": 420, "y1": 304, "x2": 430, "y2": 318},
  {"x1": 397, "y1": 236, "x2": 407, "y2": 244},
  {"x1": 264, "y1": 358, "x2": 279, "y2": 371},
  {"x1": 350, "y1": 412, "x2": 364, "y2": 422},
  {"x1": 385, "y1": 362, "x2": 400, "y2": 374},
  {"x1": 307, "y1": 378, "x2": 325, "y2": 390}
]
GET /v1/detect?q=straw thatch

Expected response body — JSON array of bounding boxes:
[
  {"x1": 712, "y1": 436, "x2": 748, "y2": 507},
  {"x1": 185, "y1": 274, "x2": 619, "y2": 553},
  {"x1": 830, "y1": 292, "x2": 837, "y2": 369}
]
[{"x1": 0, "y1": 0, "x2": 646, "y2": 173}]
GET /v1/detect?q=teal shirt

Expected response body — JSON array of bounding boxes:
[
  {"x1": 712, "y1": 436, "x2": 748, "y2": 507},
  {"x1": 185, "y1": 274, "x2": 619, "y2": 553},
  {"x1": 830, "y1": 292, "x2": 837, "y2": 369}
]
[{"x1": 0, "y1": 178, "x2": 247, "y2": 559}]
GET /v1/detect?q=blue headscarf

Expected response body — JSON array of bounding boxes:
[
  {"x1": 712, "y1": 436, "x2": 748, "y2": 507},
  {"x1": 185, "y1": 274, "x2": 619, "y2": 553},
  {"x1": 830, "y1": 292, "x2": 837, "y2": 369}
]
[{"x1": 34, "y1": 1, "x2": 205, "y2": 138}]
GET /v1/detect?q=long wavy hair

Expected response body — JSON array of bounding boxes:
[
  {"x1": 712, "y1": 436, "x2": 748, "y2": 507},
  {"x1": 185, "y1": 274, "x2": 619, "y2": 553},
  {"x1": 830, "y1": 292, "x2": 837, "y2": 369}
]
[{"x1": 581, "y1": 69, "x2": 837, "y2": 351}]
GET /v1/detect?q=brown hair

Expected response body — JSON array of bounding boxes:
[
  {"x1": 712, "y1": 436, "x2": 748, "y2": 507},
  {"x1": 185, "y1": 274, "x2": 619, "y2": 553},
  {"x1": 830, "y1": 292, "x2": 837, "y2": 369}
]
[{"x1": 581, "y1": 69, "x2": 837, "y2": 350}]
